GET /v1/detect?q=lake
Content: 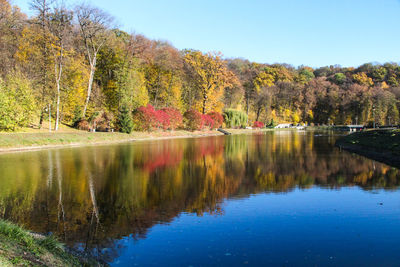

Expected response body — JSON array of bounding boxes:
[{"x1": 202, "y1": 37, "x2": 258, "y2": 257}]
[{"x1": 0, "y1": 131, "x2": 400, "y2": 266}]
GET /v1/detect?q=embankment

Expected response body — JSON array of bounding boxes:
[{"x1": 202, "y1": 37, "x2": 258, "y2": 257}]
[{"x1": 335, "y1": 129, "x2": 400, "y2": 168}]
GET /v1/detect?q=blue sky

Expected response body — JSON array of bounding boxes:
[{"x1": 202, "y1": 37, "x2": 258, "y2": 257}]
[{"x1": 13, "y1": 0, "x2": 400, "y2": 67}]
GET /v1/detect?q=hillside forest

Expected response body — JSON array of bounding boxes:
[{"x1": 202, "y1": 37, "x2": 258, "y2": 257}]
[{"x1": 1, "y1": 0, "x2": 399, "y2": 132}]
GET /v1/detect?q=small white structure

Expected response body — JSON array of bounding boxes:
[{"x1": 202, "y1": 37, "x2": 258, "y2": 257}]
[{"x1": 275, "y1": 123, "x2": 292, "y2": 129}]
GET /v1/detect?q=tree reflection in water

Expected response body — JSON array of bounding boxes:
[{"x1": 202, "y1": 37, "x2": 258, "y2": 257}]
[{"x1": 0, "y1": 131, "x2": 399, "y2": 261}]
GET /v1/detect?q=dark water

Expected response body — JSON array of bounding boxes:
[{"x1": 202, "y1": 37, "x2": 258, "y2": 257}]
[{"x1": 1, "y1": 131, "x2": 400, "y2": 266}]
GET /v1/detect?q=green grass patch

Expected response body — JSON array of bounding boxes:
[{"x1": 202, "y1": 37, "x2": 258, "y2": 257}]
[{"x1": 0, "y1": 220, "x2": 102, "y2": 266}]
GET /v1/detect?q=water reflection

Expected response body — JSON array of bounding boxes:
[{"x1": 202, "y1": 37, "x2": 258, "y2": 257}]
[{"x1": 0, "y1": 131, "x2": 399, "y2": 262}]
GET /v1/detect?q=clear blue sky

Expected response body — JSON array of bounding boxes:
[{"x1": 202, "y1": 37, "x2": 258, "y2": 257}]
[{"x1": 13, "y1": 0, "x2": 400, "y2": 67}]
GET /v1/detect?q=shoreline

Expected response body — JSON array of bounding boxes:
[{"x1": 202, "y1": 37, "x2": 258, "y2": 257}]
[
  {"x1": 0, "y1": 128, "x2": 275, "y2": 154},
  {"x1": 335, "y1": 129, "x2": 400, "y2": 168},
  {"x1": 336, "y1": 142, "x2": 400, "y2": 168}
]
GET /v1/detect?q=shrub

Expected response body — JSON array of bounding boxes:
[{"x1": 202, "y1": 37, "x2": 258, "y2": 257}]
[
  {"x1": 77, "y1": 120, "x2": 90, "y2": 131},
  {"x1": 253, "y1": 121, "x2": 264, "y2": 128},
  {"x1": 133, "y1": 105, "x2": 184, "y2": 131},
  {"x1": 133, "y1": 104, "x2": 158, "y2": 131},
  {"x1": 161, "y1": 107, "x2": 183, "y2": 130},
  {"x1": 183, "y1": 109, "x2": 203, "y2": 131},
  {"x1": 207, "y1": 111, "x2": 223, "y2": 129},
  {"x1": 117, "y1": 106, "x2": 133, "y2": 133},
  {"x1": 156, "y1": 109, "x2": 170, "y2": 130},
  {"x1": 223, "y1": 109, "x2": 248, "y2": 128},
  {"x1": 93, "y1": 112, "x2": 114, "y2": 132},
  {"x1": 201, "y1": 114, "x2": 214, "y2": 129}
]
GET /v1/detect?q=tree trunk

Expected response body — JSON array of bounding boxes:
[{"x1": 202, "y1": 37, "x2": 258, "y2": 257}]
[
  {"x1": 83, "y1": 56, "x2": 96, "y2": 118},
  {"x1": 55, "y1": 47, "x2": 63, "y2": 131},
  {"x1": 55, "y1": 83, "x2": 60, "y2": 130},
  {"x1": 256, "y1": 107, "x2": 262, "y2": 121},
  {"x1": 246, "y1": 93, "x2": 249, "y2": 125},
  {"x1": 202, "y1": 94, "x2": 207, "y2": 114}
]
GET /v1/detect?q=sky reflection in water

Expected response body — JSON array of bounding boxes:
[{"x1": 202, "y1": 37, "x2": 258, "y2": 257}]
[{"x1": 0, "y1": 131, "x2": 399, "y2": 266}]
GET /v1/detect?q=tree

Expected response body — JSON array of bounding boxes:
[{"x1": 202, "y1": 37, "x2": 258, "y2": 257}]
[
  {"x1": 29, "y1": 0, "x2": 54, "y2": 127},
  {"x1": 48, "y1": 5, "x2": 72, "y2": 130},
  {"x1": 352, "y1": 72, "x2": 374, "y2": 87},
  {"x1": 117, "y1": 105, "x2": 133, "y2": 133},
  {"x1": 333, "y1": 73, "x2": 346, "y2": 85},
  {"x1": 0, "y1": 0, "x2": 25, "y2": 76},
  {"x1": 0, "y1": 72, "x2": 37, "y2": 131},
  {"x1": 297, "y1": 67, "x2": 315, "y2": 84},
  {"x1": 76, "y1": 4, "x2": 113, "y2": 118},
  {"x1": 184, "y1": 50, "x2": 237, "y2": 114}
]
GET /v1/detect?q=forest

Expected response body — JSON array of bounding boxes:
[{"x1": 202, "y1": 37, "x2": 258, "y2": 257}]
[{"x1": 1, "y1": 0, "x2": 399, "y2": 132}]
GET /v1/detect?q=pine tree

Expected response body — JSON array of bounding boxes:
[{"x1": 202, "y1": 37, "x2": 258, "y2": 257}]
[{"x1": 117, "y1": 105, "x2": 133, "y2": 134}]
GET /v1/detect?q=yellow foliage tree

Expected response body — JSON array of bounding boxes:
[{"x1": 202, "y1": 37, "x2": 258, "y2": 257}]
[
  {"x1": 352, "y1": 72, "x2": 374, "y2": 87},
  {"x1": 184, "y1": 50, "x2": 237, "y2": 114}
]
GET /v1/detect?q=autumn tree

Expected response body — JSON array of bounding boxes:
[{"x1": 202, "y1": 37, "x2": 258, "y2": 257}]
[
  {"x1": 48, "y1": 5, "x2": 73, "y2": 130},
  {"x1": 0, "y1": 0, "x2": 25, "y2": 76},
  {"x1": 29, "y1": 0, "x2": 54, "y2": 127},
  {"x1": 184, "y1": 50, "x2": 237, "y2": 114},
  {"x1": 76, "y1": 4, "x2": 113, "y2": 118}
]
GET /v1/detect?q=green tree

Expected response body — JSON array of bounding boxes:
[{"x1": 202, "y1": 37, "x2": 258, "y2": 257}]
[
  {"x1": 0, "y1": 73, "x2": 37, "y2": 131},
  {"x1": 333, "y1": 73, "x2": 346, "y2": 84},
  {"x1": 117, "y1": 105, "x2": 133, "y2": 134}
]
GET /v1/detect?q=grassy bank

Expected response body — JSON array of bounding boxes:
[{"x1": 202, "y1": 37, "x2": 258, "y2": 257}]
[
  {"x1": 0, "y1": 128, "x2": 278, "y2": 153},
  {"x1": 0, "y1": 220, "x2": 101, "y2": 266},
  {"x1": 336, "y1": 129, "x2": 400, "y2": 167}
]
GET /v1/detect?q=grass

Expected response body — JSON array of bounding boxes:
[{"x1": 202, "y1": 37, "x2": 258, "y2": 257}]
[
  {"x1": 337, "y1": 129, "x2": 400, "y2": 155},
  {"x1": 0, "y1": 125, "x2": 284, "y2": 152},
  {"x1": 0, "y1": 220, "x2": 101, "y2": 266},
  {"x1": 0, "y1": 130, "x2": 222, "y2": 150}
]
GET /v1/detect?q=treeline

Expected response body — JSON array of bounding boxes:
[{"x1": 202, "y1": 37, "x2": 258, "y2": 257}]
[{"x1": 1, "y1": 0, "x2": 399, "y2": 132}]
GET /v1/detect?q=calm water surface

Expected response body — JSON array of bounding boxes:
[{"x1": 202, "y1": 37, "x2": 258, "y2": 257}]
[{"x1": 1, "y1": 131, "x2": 400, "y2": 266}]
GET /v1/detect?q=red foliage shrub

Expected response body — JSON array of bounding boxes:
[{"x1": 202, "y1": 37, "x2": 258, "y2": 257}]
[
  {"x1": 201, "y1": 114, "x2": 214, "y2": 129},
  {"x1": 183, "y1": 109, "x2": 203, "y2": 131},
  {"x1": 207, "y1": 112, "x2": 223, "y2": 129},
  {"x1": 253, "y1": 121, "x2": 264, "y2": 128},
  {"x1": 133, "y1": 104, "x2": 158, "y2": 131},
  {"x1": 133, "y1": 106, "x2": 222, "y2": 132},
  {"x1": 155, "y1": 109, "x2": 169, "y2": 130},
  {"x1": 160, "y1": 107, "x2": 183, "y2": 130},
  {"x1": 133, "y1": 105, "x2": 185, "y2": 131}
]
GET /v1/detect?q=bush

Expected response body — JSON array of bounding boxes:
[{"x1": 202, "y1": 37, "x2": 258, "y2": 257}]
[
  {"x1": 156, "y1": 109, "x2": 169, "y2": 130},
  {"x1": 253, "y1": 121, "x2": 264, "y2": 128},
  {"x1": 76, "y1": 120, "x2": 90, "y2": 131},
  {"x1": 117, "y1": 105, "x2": 133, "y2": 134},
  {"x1": 207, "y1": 111, "x2": 223, "y2": 129},
  {"x1": 223, "y1": 109, "x2": 248, "y2": 128},
  {"x1": 183, "y1": 109, "x2": 203, "y2": 131},
  {"x1": 201, "y1": 114, "x2": 214, "y2": 129},
  {"x1": 133, "y1": 104, "x2": 158, "y2": 131},
  {"x1": 160, "y1": 107, "x2": 183, "y2": 130},
  {"x1": 133, "y1": 105, "x2": 184, "y2": 131},
  {"x1": 95, "y1": 112, "x2": 114, "y2": 132}
]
